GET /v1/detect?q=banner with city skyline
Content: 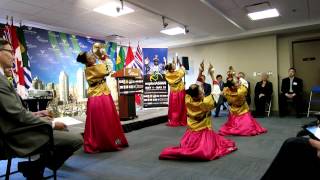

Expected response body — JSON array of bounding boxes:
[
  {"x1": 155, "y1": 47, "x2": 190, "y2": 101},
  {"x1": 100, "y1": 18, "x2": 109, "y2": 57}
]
[
  {"x1": 23, "y1": 26, "x2": 104, "y2": 100},
  {"x1": 23, "y1": 26, "x2": 104, "y2": 86}
]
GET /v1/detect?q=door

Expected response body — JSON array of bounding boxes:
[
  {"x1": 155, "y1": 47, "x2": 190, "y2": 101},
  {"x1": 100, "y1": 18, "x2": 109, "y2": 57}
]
[{"x1": 293, "y1": 39, "x2": 320, "y2": 112}]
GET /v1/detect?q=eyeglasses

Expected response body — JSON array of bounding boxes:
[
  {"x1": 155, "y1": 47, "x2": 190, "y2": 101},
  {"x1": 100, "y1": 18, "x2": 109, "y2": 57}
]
[{"x1": 0, "y1": 49, "x2": 14, "y2": 55}]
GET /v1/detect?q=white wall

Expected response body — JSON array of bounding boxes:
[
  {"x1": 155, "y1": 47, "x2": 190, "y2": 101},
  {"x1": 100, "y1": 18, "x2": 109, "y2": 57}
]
[
  {"x1": 169, "y1": 35, "x2": 278, "y2": 110},
  {"x1": 277, "y1": 31, "x2": 320, "y2": 81}
]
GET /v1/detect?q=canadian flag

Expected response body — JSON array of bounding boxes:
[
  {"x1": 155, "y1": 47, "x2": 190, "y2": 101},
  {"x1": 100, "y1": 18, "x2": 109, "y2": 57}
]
[{"x1": 4, "y1": 24, "x2": 27, "y2": 98}]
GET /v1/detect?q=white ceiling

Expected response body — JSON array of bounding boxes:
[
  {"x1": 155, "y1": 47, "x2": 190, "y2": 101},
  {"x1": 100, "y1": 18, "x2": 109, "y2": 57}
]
[{"x1": 1, "y1": 0, "x2": 320, "y2": 48}]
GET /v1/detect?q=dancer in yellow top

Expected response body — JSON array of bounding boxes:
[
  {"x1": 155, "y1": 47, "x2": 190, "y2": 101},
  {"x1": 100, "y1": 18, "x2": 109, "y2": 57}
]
[
  {"x1": 219, "y1": 69, "x2": 267, "y2": 136},
  {"x1": 164, "y1": 59, "x2": 187, "y2": 126},
  {"x1": 160, "y1": 64, "x2": 237, "y2": 160},
  {"x1": 77, "y1": 50, "x2": 128, "y2": 153}
]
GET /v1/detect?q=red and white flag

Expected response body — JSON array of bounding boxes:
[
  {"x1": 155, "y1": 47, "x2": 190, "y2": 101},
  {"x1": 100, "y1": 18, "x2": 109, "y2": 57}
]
[
  {"x1": 4, "y1": 24, "x2": 27, "y2": 98},
  {"x1": 133, "y1": 44, "x2": 144, "y2": 75}
]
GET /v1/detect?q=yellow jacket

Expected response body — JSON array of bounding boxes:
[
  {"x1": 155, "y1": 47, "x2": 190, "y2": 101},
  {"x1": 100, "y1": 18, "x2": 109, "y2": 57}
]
[
  {"x1": 165, "y1": 68, "x2": 185, "y2": 92},
  {"x1": 85, "y1": 64, "x2": 112, "y2": 97},
  {"x1": 223, "y1": 85, "x2": 249, "y2": 115},
  {"x1": 185, "y1": 94, "x2": 216, "y2": 131}
]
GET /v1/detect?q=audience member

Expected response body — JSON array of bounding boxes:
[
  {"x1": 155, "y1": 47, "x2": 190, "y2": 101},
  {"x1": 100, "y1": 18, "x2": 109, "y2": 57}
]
[
  {"x1": 214, "y1": 74, "x2": 226, "y2": 117},
  {"x1": 0, "y1": 39, "x2": 83, "y2": 179},
  {"x1": 254, "y1": 73, "x2": 273, "y2": 117},
  {"x1": 279, "y1": 68, "x2": 303, "y2": 117},
  {"x1": 261, "y1": 137, "x2": 320, "y2": 179},
  {"x1": 238, "y1": 72, "x2": 251, "y2": 105}
]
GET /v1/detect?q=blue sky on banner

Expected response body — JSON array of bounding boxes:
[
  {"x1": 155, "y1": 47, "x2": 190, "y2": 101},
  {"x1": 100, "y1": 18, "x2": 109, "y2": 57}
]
[{"x1": 23, "y1": 26, "x2": 104, "y2": 86}]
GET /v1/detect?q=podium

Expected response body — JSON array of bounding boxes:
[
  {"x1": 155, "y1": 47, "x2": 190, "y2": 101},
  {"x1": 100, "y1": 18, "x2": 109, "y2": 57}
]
[{"x1": 112, "y1": 68, "x2": 143, "y2": 120}]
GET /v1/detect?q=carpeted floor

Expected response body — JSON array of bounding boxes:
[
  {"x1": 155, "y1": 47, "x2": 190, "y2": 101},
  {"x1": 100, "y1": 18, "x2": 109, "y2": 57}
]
[{"x1": 1, "y1": 113, "x2": 315, "y2": 180}]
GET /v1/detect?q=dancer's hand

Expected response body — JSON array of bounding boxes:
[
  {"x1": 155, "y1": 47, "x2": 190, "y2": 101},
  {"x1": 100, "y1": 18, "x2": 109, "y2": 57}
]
[
  {"x1": 199, "y1": 60, "x2": 204, "y2": 72},
  {"x1": 208, "y1": 63, "x2": 214, "y2": 74},
  {"x1": 53, "y1": 121, "x2": 67, "y2": 130}
]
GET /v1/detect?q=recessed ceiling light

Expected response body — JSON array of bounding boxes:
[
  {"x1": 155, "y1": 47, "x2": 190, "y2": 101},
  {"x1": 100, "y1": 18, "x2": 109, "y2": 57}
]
[
  {"x1": 248, "y1": 8, "x2": 279, "y2": 20},
  {"x1": 160, "y1": 27, "x2": 186, "y2": 35},
  {"x1": 94, "y1": 2, "x2": 134, "y2": 17}
]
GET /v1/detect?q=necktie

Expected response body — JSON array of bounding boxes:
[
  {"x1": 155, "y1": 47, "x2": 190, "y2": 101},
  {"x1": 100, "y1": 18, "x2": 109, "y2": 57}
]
[{"x1": 7, "y1": 77, "x2": 14, "y2": 89}]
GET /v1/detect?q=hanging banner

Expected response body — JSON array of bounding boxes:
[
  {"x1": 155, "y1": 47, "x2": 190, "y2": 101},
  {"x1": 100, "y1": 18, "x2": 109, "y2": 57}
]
[
  {"x1": 22, "y1": 26, "x2": 104, "y2": 101},
  {"x1": 142, "y1": 48, "x2": 168, "y2": 108}
]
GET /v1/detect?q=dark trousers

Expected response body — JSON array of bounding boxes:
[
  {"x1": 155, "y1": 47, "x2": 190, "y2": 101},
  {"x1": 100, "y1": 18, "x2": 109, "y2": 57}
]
[
  {"x1": 215, "y1": 96, "x2": 227, "y2": 117},
  {"x1": 279, "y1": 93, "x2": 302, "y2": 116},
  {"x1": 255, "y1": 96, "x2": 268, "y2": 116},
  {"x1": 261, "y1": 137, "x2": 320, "y2": 180},
  {"x1": 42, "y1": 131, "x2": 83, "y2": 170}
]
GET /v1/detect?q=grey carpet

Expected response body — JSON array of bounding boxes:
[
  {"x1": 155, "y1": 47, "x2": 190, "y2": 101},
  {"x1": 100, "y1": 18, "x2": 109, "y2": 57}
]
[{"x1": 1, "y1": 114, "x2": 315, "y2": 180}]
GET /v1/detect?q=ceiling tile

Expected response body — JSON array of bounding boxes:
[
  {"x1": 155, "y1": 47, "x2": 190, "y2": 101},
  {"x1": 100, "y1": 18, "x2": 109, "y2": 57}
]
[{"x1": 309, "y1": 0, "x2": 320, "y2": 20}]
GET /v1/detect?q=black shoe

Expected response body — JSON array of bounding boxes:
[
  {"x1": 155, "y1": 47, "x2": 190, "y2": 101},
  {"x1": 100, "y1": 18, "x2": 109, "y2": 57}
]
[
  {"x1": 18, "y1": 160, "x2": 44, "y2": 180},
  {"x1": 214, "y1": 115, "x2": 219, "y2": 117}
]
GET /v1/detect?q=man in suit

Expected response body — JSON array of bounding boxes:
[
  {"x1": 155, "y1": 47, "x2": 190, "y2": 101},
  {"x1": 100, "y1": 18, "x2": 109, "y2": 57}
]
[
  {"x1": 0, "y1": 39, "x2": 83, "y2": 179},
  {"x1": 279, "y1": 68, "x2": 303, "y2": 117},
  {"x1": 214, "y1": 74, "x2": 227, "y2": 117},
  {"x1": 197, "y1": 74, "x2": 212, "y2": 96}
]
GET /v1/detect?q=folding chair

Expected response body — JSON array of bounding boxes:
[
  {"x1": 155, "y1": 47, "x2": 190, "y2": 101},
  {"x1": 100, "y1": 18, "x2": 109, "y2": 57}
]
[
  {"x1": 265, "y1": 99, "x2": 272, "y2": 117},
  {"x1": 307, "y1": 86, "x2": 320, "y2": 117},
  {"x1": 0, "y1": 124, "x2": 56, "y2": 180}
]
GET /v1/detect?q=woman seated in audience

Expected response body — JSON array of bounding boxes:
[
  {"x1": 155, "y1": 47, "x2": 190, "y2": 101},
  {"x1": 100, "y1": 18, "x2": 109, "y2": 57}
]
[
  {"x1": 219, "y1": 72, "x2": 267, "y2": 136},
  {"x1": 159, "y1": 64, "x2": 237, "y2": 161},
  {"x1": 261, "y1": 137, "x2": 320, "y2": 179},
  {"x1": 254, "y1": 73, "x2": 273, "y2": 118}
]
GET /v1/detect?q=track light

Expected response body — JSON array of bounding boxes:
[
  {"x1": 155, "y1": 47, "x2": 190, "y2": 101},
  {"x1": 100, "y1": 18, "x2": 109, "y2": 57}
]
[
  {"x1": 162, "y1": 16, "x2": 168, "y2": 28},
  {"x1": 184, "y1": 26, "x2": 189, "y2": 34}
]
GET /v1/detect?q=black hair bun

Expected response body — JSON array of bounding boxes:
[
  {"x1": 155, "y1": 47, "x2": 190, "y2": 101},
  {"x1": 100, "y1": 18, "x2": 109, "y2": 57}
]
[
  {"x1": 186, "y1": 84, "x2": 200, "y2": 98},
  {"x1": 76, "y1": 52, "x2": 87, "y2": 64}
]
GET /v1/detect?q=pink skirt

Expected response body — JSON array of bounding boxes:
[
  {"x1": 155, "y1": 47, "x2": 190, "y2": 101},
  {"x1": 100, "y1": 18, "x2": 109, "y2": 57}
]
[
  {"x1": 159, "y1": 128, "x2": 237, "y2": 161},
  {"x1": 167, "y1": 90, "x2": 187, "y2": 126},
  {"x1": 84, "y1": 94, "x2": 128, "y2": 153},
  {"x1": 219, "y1": 112, "x2": 267, "y2": 136}
]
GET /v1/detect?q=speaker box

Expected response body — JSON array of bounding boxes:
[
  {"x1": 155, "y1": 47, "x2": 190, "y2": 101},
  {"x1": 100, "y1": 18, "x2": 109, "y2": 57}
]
[{"x1": 182, "y1": 56, "x2": 189, "y2": 70}]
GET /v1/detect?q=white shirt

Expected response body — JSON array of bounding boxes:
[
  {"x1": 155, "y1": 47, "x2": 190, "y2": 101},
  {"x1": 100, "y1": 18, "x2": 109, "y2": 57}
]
[
  {"x1": 0, "y1": 66, "x2": 4, "y2": 76},
  {"x1": 289, "y1": 77, "x2": 294, "y2": 92}
]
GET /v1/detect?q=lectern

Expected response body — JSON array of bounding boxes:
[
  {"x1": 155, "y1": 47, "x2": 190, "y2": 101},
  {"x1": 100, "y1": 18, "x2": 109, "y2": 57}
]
[{"x1": 112, "y1": 68, "x2": 143, "y2": 120}]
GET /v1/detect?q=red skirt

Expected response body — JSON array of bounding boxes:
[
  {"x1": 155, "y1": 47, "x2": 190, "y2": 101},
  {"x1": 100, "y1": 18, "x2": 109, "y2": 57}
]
[
  {"x1": 167, "y1": 90, "x2": 187, "y2": 126},
  {"x1": 159, "y1": 128, "x2": 237, "y2": 161},
  {"x1": 84, "y1": 94, "x2": 128, "y2": 153},
  {"x1": 219, "y1": 112, "x2": 267, "y2": 136}
]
